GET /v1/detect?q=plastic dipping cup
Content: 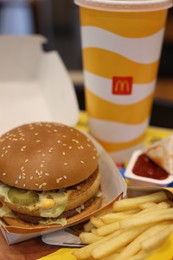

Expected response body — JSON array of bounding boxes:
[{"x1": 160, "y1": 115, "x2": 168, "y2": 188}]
[{"x1": 74, "y1": 0, "x2": 173, "y2": 164}]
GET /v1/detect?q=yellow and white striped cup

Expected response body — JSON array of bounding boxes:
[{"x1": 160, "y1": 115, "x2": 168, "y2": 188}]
[{"x1": 75, "y1": 0, "x2": 172, "y2": 163}]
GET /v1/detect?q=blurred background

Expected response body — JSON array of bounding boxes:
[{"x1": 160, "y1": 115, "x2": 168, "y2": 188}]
[{"x1": 0, "y1": 0, "x2": 173, "y2": 127}]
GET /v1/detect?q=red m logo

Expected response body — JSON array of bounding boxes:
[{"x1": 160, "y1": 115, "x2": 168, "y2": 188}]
[{"x1": 112, "y1": 77, "x2": 133, "y2": 95}]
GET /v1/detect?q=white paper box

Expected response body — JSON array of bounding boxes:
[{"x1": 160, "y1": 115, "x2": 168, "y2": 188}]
[
  {"x1": 0, "y1": 35, "x2": 127, "y2": 244},
  {"x1": 0, "y1": 35, "x2": 79, "y2": 135}
]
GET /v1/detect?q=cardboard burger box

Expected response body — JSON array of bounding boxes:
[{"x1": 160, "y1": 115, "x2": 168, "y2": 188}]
[{"x1": 0, "y1": 35, "x2": 127, "y2": 244}]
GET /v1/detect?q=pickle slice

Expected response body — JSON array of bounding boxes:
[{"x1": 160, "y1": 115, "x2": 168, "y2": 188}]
[{"x1": 8, "y1": 188, "x2": 39, "y2": 206}]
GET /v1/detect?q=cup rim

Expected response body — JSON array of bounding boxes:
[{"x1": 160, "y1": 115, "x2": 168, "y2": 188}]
[{"x1": 74, "y1": 0, "x2": 173, "y2": 12}]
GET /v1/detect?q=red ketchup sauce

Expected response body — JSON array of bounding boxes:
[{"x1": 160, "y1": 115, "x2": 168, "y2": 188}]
[{"x1": 132, "y1": 154, "x2": 169, "y2": 180}]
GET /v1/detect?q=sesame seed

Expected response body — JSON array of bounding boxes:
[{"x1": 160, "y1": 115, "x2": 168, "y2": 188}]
[
  {"x1": 62, "y1": 152, "x2": 66, "y2": 155},
  {"x1": 21, "y1": 145, "x2": 26, "y2": 151},
  {"x1": 36, "y1": 170, "x2": 43, "y2": 176},
  {"x1": 25, "y1": 159, "x2": 29, "y2": 163},
  {"x1": 34, "y1": 133, "x2": 39, "y2": 135},
  {"x1": 93, "y1": 156, "x2": 96, "y2": 159},
  {"x1": 63, "y1": 175, "x2": 67, "y2": 179},
  {"x1": 2, "y1": 172, "x2": 6, "y2": 176},
  {"x1": 56, "y1": 177, "x2": 63, "y2": 183},
  {"x1": 62, "y1": 135, "x2": 66, "y2": 138},
  {"x1": 80, "y1": 160, "x2": 84, "y2": 164},
  {"x1": 64, "y1": 162, "x2": 68, "y2": 166},
  {"x1": 19, "y1": 175, "x2": 22, "y2": 179},
  {"x1": 30, "y1": 176, "x2": 33, "y2": 180},
  {"x1": 49, "y1": 148, "x2": 54, "y2": 152},
  {"x1": 57, "y1": 140, "x2": 61, "y2": 143},
  {"x1": 45, "y1": 173, "x2": 50, "y2": 176},
  {"x1": 23, "y1": 184, "x2": 26, "y2": 188},
  {"x1": 42, "y1": 183, "x2": 47, "y2": 186},
  {"x1": 15, "y1": 180, "x2": 18, "y2": 185},
  {"x1": 69, "y1": 146, "x2": 72, "y2": 149},
  {"x1": 72, "y1": 139, "x2": 79, "y2": 144},
  {"x1": 63, "y1": 143, "x2": 67, "y2": 146},
  {"x1": 36, "y1": 140, "x2": 41, "y2": 143},
  {"x1": 78, "y1": 146, "x2": 84, "y2": 150}
]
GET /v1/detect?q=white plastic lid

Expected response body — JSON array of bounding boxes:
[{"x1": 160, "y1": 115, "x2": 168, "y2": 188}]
[{"x1": 74, "y1": 0, "x2": 173, "y2": 12}]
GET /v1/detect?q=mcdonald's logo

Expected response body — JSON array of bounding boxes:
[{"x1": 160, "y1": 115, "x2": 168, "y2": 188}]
[{"x1": 112, "y1": 77, "x2": 133, "y2": 95}]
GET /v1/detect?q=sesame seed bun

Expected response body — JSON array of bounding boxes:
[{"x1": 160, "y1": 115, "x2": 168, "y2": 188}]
[
  {"x1": 0, "y1": 122, "x2": 98, "y2": 191},
  {"x1": 0, "y1": 122, "x2": 101, "y2": 226}
]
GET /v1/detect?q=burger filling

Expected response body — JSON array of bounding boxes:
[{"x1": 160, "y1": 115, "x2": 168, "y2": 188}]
[
  {"x1": 0, "y1": 169, "x2": 101, "y2": 225},
  {"x1": 0, "y1": 182, "x2": 69, "y2": 217}
]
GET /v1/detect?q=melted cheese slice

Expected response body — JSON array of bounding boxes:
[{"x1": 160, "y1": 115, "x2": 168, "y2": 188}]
[{"x1": 0, "y1": 182, "x2": 69, "y2": 218}]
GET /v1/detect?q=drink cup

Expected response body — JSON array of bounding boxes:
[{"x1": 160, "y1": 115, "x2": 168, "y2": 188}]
[{"x1": 74, "y1": 0, "x2": 173, "y2": 163}]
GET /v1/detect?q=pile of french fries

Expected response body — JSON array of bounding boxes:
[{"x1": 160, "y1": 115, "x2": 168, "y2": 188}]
[{"x1": 73, "y1": 190, "x2": 173, "y2": 260}]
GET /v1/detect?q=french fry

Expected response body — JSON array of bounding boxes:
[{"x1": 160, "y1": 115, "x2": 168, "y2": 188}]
[
  {"x1": 99, "y1": 253, "x2": 119, "y2": 260},
  {"x1": 96, "y1": 220, "x2": 120, "y2": 236},
  {"x1": 141, "y1": 224, "x2": 173, "y2": 252},
  {"x1": 135, "y1": 201, "x2": 170, "y2": 216},
  {"x1": 115, "y1": 221, "x2": 172, "y2": 260},
  {"x1": 120, "y1": 208, "x2": 173, "y2": 229},
  {"x1": 100, "y1": 212, "x2": 133, "y2": 224},
  {"x1": 113, "y1": 191, "x2": 168, "y2": 211},
  {"x1": 79, "y1": 232, "x2": 102, "y2": 244},
  {"x1": 90, "y1": 216, "x2": 104, "y2": 228},
  {"x1": 126, "y1": 251, "x2": 148, "y2": 260},
  {"x1": 91, "y1": 225, "x2": 149, "y2": 259},
  {"x1": 96, "y1": 205, "x2": 163, "y2": 236},
  {"x1": 84, "y1": 221, "x2": 94, "y2": 232},
  {"x1": 74, "y1": 191, "x2": 173, "y2": 260},
  {"x1": 157, "y1": 201, "x2": 170, "y2": 209},
  {"x1": 73, "y1": 229, "x2": 123, "y2": 259},
  {"x1": 138, "y1": 201, "x2": 156, "y2": 209},
  {"x1": 91, "y1": 228, "x2": 97, "y2": 234}
]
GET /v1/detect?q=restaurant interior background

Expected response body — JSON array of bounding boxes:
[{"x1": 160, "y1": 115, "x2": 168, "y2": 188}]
[{"x1": 0, "y1": 0, "x2": 173, "y2": 128}]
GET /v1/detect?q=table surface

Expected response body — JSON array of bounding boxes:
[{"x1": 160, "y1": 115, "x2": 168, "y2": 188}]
[
  {"x1": 1, "y1": 77, "x2": 173, "y2": 259},
  {"x1": 0, "y1": 231, "x2": 57, "y2": 260}
]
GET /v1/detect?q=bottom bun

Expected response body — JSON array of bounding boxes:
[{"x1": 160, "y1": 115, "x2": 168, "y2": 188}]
[{"x1": 2, "y1": 196, "x2": 102, "y2": 229}]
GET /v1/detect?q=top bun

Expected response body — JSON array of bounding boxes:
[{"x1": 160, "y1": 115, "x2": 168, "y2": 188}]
[{"x1": 0, "y1": 122, "x2": 99, "y2": 191}]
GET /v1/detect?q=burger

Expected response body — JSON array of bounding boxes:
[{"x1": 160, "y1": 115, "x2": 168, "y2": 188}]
[{"x1": 0, "y1": 122, "x2": 102, "y2": 227}]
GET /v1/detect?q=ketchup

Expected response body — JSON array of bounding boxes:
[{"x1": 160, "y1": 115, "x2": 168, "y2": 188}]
[{"x1": 132, "y1": 154, "x2": 169, "y2": 180}]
